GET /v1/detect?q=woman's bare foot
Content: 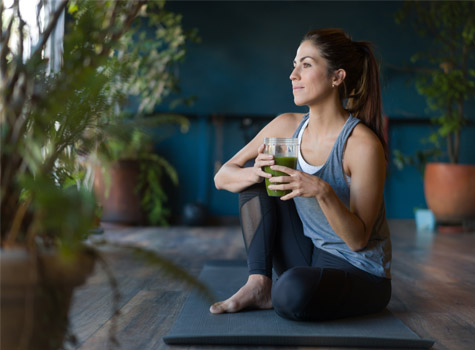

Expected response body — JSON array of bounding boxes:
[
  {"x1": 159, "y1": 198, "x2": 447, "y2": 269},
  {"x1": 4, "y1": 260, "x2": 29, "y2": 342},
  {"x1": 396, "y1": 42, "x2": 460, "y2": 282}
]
[{"x1": 209, "y1": 274, "x2": 273, "y2": 314}]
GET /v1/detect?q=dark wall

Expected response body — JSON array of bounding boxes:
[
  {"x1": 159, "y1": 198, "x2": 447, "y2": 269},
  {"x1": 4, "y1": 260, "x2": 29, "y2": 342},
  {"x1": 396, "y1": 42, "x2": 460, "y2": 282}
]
[{"x1": 153, "y1": 1, "x2": 475, "y2": 221}]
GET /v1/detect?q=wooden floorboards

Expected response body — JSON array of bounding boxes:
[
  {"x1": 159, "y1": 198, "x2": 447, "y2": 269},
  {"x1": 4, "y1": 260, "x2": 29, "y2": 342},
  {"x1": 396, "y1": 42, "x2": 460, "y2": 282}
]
[{"x1": 69, "y1": 220, "x2": 475, "y2": 350}]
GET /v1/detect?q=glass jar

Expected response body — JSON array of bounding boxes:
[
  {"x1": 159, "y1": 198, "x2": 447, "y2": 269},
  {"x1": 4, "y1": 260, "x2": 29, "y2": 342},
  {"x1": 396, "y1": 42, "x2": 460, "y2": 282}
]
[{"x1": 263, "y1": 138, "x2": 299, "y2": 197}]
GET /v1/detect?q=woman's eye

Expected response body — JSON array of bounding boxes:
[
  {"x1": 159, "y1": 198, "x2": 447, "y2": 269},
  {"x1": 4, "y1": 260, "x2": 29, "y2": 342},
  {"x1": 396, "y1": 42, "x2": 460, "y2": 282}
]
[{"x1": 303, "y1": 63, "x2": 311, "y2": 68}]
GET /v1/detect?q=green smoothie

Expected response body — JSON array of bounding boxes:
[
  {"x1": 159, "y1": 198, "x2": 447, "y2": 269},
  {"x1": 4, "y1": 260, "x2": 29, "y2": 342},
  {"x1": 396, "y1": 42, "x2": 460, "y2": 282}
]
[{"x1": 264, "y1": 156, "x2": 298, "y2": 197}]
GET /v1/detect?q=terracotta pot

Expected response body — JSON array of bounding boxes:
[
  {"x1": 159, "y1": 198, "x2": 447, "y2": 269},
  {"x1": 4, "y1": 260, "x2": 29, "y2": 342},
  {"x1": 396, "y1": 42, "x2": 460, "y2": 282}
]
[
  {"x1": 0, "y1": 248, "x2": 95, "y2": 350},
  {"x1": 424, "y1": 162, "x2": 475, "y2": 223},
  {"x1": 94, "y1": 159, "x2": 146, "y2": 224}
]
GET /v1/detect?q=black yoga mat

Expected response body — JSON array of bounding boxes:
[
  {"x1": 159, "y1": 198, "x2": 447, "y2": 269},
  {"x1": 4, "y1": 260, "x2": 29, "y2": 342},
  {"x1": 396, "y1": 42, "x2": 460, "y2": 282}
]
[{"x1": 164, "y1": 260, "x2": 434, "y2": 348}]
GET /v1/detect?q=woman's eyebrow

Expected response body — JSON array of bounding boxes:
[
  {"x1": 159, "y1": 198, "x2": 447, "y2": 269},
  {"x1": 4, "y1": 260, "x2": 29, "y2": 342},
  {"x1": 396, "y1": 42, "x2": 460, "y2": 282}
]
[{"x1": 293, "y1": 56, "x2": 316, "y2": 65}]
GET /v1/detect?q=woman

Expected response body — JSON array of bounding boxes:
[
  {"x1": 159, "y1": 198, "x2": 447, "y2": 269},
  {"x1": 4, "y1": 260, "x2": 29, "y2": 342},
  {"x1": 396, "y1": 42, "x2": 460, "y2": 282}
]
[{"x1": 211, "y1": 28, "x2": 391, "y2": 321}]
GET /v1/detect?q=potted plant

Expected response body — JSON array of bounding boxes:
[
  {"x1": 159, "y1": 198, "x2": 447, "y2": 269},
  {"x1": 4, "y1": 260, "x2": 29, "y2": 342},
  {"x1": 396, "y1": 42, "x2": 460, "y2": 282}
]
[
  {"x1": 93, "y1": 114, "x2": 189, "y2": 226},
  {"x1": 1, "y1": 1, "x2": 207, "y2": 349},
  {"x1": 394, "y1": 1, "x2": 475, "y2": 229},
  {"x1": 89, "y1": 2, "x2": 198, "y2": 226}
]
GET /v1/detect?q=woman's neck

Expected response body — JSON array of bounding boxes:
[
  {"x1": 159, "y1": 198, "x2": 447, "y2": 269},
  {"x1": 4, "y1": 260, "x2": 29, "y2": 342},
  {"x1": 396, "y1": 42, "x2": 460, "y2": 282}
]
[{"x1": 307, "y1": 101, "x2": 349, "y2": 138}]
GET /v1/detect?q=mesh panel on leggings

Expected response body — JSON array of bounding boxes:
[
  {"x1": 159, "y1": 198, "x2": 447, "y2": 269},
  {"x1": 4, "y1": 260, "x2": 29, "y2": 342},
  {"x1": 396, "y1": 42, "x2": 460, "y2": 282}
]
[{"x1": 240, "y1": 196, "x2": 262, "y2": 250}]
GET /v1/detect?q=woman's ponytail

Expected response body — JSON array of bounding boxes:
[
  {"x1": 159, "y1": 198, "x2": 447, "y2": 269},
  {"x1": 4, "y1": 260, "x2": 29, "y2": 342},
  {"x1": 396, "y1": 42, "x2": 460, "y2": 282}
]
[{"x1": 346, "y1": 41, "x2": 387, "y2": 159}]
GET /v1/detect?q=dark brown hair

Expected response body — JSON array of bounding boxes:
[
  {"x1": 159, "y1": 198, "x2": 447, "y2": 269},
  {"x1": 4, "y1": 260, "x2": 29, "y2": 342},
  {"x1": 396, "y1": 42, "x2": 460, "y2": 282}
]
[{"x1": 303, "y1": 28, "x2": 387, "y2": 158}]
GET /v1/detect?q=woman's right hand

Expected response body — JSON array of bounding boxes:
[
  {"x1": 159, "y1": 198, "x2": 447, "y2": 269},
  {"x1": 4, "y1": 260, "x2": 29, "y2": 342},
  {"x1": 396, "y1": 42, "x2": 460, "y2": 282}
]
[{"x1": 251, "y1": 144, "x2": 275, "y2": 183}]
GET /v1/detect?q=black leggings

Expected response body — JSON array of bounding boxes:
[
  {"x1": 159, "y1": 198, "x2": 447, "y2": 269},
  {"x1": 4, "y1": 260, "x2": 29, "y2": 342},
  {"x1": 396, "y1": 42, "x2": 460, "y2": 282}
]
[{"x1": 239, "y1": 180, "x2": 391, "y2": 322}]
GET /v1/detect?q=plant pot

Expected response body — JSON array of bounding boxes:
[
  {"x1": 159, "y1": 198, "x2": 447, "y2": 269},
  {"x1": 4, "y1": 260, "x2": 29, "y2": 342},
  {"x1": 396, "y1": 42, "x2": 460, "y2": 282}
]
[
  {"x1": 0, "y1": 247, "x2": 96, "y2": 350},
  {"x1": 424, "y1": 162, "x2": 475, "y2": 224},
  {"x1": 94, "y1": 159, "x2": 146, "y2": 225}
]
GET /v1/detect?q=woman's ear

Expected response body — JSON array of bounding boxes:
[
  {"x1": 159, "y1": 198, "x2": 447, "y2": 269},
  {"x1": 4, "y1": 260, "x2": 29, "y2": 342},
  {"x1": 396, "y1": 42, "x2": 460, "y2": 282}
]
[{"x1": 332, "y1": 69, "x2": 346, "y2": 87}]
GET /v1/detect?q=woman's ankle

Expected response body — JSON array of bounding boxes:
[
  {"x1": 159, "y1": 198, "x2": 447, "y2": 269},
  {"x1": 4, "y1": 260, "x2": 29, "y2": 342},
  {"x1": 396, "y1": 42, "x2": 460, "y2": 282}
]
[{"x1": 248, "y1": 274, "x2": 272, "y2": 285}]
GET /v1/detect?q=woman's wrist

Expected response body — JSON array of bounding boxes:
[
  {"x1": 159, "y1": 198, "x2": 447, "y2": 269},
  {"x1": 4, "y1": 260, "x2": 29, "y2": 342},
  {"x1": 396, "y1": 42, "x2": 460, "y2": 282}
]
[
  {"x1": 314, "y1": 181, "x2": 333, "y2": 203},
  {"x1": 246, "y1": 166, "x2": 262, "y2": 185}
]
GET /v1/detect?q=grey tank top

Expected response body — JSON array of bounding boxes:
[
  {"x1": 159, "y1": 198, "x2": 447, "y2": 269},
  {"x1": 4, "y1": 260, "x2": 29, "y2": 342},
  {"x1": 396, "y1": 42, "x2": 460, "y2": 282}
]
[{"x1": 292, "y1": 114, "x2": 392, "y2": 278}]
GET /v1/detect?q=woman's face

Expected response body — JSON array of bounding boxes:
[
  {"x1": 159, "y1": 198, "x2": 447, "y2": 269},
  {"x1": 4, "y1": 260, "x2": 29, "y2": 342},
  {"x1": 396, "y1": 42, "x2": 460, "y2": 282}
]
[{"x1": 290, "y1": 40, "x2": 333, "y2": 107}]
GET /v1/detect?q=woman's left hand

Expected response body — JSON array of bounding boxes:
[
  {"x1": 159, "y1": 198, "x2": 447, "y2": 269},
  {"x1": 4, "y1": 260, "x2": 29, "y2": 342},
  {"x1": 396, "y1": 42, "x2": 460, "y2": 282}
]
[{"x1": 267, "y1": 165, "x2": 330, "y2": 201}]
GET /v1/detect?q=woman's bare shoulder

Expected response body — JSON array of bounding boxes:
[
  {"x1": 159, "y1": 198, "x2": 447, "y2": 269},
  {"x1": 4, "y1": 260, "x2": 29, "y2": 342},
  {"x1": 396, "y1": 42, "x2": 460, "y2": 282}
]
[
  {"x1": 275, "y1": 112, "x2": 307, "y2": 122},
  {"x1": 349, "y1": 123, "x2": 382, "y2": 148},
  {"x1": 225, "y1": 112, "x2": 306, "y2": 166},
  {"x1": 243, "y1": 113, "x2": 307, "y2": 148},
  {"x1": 346, "y1": 123, "x2": 385, "y2": 164},
  {"x1": 269, "y1": 112, "x2": 306, "y2": 132}
]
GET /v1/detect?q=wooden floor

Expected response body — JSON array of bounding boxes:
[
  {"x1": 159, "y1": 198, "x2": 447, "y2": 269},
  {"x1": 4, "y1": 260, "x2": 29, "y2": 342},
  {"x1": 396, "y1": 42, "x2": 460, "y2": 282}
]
[{"x1": 69, "y1": 220, "x2": 475, "y2": 350}]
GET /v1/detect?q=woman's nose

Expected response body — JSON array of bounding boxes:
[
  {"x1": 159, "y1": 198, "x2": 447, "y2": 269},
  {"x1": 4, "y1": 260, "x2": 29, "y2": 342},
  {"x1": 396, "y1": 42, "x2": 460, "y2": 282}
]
[{"x1": 290, "y1": 68, "x2": 298, "y2": 81}]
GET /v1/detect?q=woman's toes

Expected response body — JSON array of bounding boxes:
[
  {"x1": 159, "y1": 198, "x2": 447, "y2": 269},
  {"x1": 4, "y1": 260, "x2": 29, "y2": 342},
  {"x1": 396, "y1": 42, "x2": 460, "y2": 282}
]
[
  {"x1": 209, "y1": 302, "x2": 224, "y2": 314},
  {"x1": 210, "y1": 300, "x2": 239, "y2": 314},
  {"x1": 224, "y1": 300, "x2": 239, "y2": 312},
  {"x1": 209, "y1": 276, "x2": 272, "y2": 314}
]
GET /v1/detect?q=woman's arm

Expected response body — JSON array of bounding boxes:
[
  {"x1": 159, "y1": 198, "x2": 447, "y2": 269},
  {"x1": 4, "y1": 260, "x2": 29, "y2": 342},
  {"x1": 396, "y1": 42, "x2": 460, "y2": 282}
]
[
  {"x1": 214, "y1": 144, "x2": 270, "y2": 193},
  {"x1": 268, "y1": 124, "x2": 386, "y2": 251},
  {"x1": 317, "y1": 131, "x2": 385, "y2": 251},
  {"x1": 214, "y1": 113, "x2": 303, "y2": 193}
]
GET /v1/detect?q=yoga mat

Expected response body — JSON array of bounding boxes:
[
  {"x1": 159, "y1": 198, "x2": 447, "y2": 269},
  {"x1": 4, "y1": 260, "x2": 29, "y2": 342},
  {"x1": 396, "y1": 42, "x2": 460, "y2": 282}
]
[{"x1": 164, "y1": 261, "x2": 434, "y2": 348}]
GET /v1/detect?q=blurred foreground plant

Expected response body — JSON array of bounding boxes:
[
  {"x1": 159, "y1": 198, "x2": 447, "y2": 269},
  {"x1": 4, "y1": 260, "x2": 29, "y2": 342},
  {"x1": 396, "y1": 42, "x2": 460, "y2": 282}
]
[{"x1": 0, "y1": 1, "x2": 207, "y2": 348}]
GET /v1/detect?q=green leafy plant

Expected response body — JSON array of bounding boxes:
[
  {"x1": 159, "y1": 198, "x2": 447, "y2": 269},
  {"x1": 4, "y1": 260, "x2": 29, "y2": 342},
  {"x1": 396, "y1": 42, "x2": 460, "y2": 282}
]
[
  {"x1": 393, "y1": 149, "x2": 439, "y2": 177},
  {"x1": 1, "y1": 0, "x2": 130, "y2": 250},
  {"x1": 1, "y1": 1, "x2": 207, "y2": 348},
  {"x1": 96, "y1": 114, "x2": 190, "y2": 226},
  {"x1": 394, "y1": 1, "x2": 475, "y2": 168},
  {"x1": 90, "y1": 1, "x2": 199, "y2": 226}
]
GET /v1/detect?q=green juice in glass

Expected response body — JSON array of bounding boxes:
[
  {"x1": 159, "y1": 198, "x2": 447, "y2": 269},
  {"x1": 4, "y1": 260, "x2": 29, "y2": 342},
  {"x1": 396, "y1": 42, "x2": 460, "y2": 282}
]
[{"x1": 264, "y1": 156, "x2": 298, "y2": 197}]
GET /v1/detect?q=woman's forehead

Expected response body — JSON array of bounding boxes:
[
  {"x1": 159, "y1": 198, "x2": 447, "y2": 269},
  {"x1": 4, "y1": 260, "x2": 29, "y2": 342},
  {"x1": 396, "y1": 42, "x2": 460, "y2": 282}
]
[{"x1": 295, "y1": 40, "x2": 321, "y2": 60}]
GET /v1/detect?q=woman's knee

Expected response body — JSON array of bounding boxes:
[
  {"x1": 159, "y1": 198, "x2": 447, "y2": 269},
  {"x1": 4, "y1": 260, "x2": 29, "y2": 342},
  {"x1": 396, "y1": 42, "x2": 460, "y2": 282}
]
[
  {"x1": 271, "y1": 266, "x2": 322, "y2": 321},
  {"x1": 238, "y1": 182, "x2": 266, "y2": 205},
  {"x1": 238, "y1": 181, "x2": 277, "y2": 222}
]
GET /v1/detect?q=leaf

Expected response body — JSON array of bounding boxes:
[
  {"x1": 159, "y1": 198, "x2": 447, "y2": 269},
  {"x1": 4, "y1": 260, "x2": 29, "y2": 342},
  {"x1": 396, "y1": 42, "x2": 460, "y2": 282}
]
[{"x1": 124, "y1": 245, "x2": 215, "y2": 303}]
